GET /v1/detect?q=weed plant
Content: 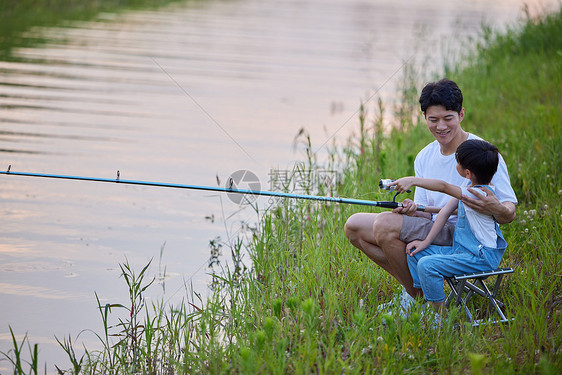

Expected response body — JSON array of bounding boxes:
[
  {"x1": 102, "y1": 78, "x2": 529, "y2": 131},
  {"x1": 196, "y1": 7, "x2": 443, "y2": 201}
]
[{"x1": 2, "y1": 5, "x2": 561, "y2": 375}]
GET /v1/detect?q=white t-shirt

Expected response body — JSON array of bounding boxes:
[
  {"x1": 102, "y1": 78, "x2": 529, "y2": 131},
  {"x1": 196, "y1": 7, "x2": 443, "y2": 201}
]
[
  {"x1": 461, "y1": 185, "x2": 497, "y2": 248},
  {"x1": 413, "y1": 133, "x2": 517, "y2": 224}
]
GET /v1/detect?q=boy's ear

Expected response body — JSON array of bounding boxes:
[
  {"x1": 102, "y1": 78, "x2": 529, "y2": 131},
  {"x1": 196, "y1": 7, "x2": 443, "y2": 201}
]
[{"x1": 465, "y1": 169, "x2": 474, "y2": 179}]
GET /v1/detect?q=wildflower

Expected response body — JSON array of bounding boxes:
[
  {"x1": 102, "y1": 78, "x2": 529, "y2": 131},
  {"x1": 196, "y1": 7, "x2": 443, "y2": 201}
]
[
  {"x1": 377, "y1": 336, "x2": 384, "y2": 342},
  {"x1": 558, "y1": 190, "x2": 562, "y2": 196},
  {"x1": 524, "y1": 210, "x2": 528, "y2": 216},
  {"x1": 521, "y1": 219, "x2": 527, "y2": 226},
  {"x1": 544, "y1": 204, "x2": 548, "y2": 210},
  {"x1": 530, "y1": 209, "x2": 537, "y2": 216},
  {"x1": 525, "y1": 228, "x2": 529, "y2": 233},
  {"x1": 546, "y1": 174, "x2": 550, "y2": 178},
  {"x1": 361, "y1": 345, "x2": 373, "y2": 355}
]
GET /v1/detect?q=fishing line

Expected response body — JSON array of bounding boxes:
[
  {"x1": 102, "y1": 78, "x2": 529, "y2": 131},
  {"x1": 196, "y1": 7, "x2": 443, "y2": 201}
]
[
  {"x1": 313, "y1": 53, "x2": 416, "y2": 154},
  {"x1": 151, "y1": 58, "x2": 258, "y2": 164}
]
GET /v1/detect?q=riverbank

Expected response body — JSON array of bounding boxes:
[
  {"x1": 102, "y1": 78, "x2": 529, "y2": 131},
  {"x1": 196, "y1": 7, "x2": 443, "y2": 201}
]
[
  {"x1": 2, "y1": 4, "x2": 561, "y2": 374},
  {"x1": 218, "y1": 6, "x2": 562, "y2": 374}
]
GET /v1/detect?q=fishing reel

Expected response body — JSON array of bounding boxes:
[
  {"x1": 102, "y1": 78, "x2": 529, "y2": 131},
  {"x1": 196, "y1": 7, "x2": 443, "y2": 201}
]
[
  {"x1": 379, "y1": 179, "x2": 412, "y2": 193},
  {"x1": 378, "y1": 178, "x2": 414, "y2": 208},
  {"x1": 379, "y1": 178, "x2": 396, "y2": 191}
]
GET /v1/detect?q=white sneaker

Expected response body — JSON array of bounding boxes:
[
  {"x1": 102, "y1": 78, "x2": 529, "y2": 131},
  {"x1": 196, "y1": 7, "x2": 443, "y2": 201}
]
[
  {"x1": 420, "y1": 304, "x2": 445, "y2": 328},
  {"x1": 377, "y1": 288, "x2": 416, "y2": 316},
  {"x1": 397, "y1": 288, "x2": 416, "y2": 315}
]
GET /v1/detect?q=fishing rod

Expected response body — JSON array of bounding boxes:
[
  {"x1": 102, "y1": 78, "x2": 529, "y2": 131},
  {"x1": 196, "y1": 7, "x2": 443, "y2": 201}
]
[{"x1": 0, "y1": 166, "x2": 426, "y2": 211}]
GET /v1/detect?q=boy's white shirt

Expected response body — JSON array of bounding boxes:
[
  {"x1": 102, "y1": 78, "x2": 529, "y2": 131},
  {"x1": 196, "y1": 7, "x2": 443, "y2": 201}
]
[{"x1": 460, "y1": 182, "x2": 498, "y2": 248}]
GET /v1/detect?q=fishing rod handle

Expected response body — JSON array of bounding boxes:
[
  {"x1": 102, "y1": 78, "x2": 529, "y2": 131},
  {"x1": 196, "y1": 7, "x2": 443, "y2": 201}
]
[{"x1": 377, "y1": 201, "x2": 426, "y2": 211}]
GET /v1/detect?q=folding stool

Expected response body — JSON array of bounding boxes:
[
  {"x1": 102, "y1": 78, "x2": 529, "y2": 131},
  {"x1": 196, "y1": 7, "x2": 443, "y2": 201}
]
[{"x1": 445, "y1": 267, "x2": 514, "y2": 326}]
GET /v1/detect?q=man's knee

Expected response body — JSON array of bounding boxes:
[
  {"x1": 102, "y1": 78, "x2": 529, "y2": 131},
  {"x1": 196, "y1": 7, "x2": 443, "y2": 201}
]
[
  {"x1": 344, "y1": 213, "x2": 373, "y2": 241},
  {"x1": 344, "y1": 214, "x2": 359, "y2": 241}
]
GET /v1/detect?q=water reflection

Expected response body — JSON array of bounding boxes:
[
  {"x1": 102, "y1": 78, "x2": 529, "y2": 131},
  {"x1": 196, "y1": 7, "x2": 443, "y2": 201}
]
[{"x1": 0, "y1": 0, "x2": 554, "y2": 371}]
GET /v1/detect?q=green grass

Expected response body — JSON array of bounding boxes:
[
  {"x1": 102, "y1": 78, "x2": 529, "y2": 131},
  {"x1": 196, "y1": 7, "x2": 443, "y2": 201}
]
[{"x1": 2, "y1": 5, "x2": 561, "y2": 375}]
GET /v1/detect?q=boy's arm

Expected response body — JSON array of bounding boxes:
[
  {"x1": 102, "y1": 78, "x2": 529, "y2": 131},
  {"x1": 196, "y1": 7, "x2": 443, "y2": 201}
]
[
  {"x1": 390, "y1": 176, "x2": 462, "y2": 199},
  {"x1": 406, "y1": 197, "x2": 458, "y2": 255},
  {"x1": 424, "y1": 198, "x2": 458, "y2": 243}
]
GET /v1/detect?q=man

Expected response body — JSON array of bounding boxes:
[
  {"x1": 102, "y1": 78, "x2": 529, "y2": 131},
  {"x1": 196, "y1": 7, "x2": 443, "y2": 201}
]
[{"x1": 344, "y1": 78, "x2": 517, "y2": 310}]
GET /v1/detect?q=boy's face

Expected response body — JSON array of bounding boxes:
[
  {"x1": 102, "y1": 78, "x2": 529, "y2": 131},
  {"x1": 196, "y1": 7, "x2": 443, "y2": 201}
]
[
  {"x1": 424, "y1": 105, "x2": 464, "y2": 147},
  {"x1": 456, "y1": 162, "x2": 468, "y2": 178}
]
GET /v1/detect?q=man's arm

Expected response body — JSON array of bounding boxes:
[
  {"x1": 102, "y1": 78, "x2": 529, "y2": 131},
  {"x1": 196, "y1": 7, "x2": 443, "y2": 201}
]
[{"x1": 463, "y1": 186, "x2": 516, "y2": 224}]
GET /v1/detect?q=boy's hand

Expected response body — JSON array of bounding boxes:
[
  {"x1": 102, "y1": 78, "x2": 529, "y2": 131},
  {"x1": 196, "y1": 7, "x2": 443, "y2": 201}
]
[
  {"x1": 406, "y1": 240, "x2": 428, "y2": 256},
  {"x1": 389, "y1": 177, "x2": 416, "y2": 193}
]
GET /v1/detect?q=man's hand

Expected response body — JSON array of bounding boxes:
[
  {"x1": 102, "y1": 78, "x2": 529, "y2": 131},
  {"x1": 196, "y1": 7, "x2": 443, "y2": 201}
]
[
  {"x1": 406, "y1": 240, "x2": 429, "y2": 256},
  {"x1": 462, "y1": 186, "x2": 516, "y2": 224},
  {"x1": 392, "y1": 198, "x2": 418, "y2": 216}
]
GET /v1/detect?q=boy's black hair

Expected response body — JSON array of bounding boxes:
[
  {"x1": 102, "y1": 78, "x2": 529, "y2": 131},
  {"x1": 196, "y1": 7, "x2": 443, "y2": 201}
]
[
  {"x1": 419, "y1": 78, "x2": 463, "y2": 114},
  {"x1": 455, "y1": 139, "x2": 499, "y2": 185}
]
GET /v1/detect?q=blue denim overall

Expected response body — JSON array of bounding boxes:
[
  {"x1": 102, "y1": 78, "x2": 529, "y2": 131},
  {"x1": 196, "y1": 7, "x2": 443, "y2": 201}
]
[{"x1": 407, "y1": 186, "x2": 508, "y2": 302}]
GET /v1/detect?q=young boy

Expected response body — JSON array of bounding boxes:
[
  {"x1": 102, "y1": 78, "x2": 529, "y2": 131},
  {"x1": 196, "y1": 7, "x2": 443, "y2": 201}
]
[{"x1": 389, "y1": 139, "x2": 508, "y2": 312}]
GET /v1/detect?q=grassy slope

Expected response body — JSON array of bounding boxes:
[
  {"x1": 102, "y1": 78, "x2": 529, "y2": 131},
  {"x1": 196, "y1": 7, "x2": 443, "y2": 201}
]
[{"x1": 236, "y1": 8, "x2": 562, "y2": 374}]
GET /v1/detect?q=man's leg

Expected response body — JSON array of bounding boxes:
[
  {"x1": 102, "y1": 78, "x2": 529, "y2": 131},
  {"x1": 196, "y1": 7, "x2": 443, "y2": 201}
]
[
  {"x1": 372, "y1": 212, "x2": 422, "y2": 298},
  {"x1": 345, "y1": 212, "x2": 420, "y2": 297},
  {"x1": 344, "y1": 212, "x2": 393, "y2": 274}
]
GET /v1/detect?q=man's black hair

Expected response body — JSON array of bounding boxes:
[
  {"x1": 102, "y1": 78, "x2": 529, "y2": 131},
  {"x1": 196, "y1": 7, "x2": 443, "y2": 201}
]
[
  {"x1": 455, "y1": 139, "x2": 499, "y2": 185},
  {"x1": 419, "y1": 78, "x2": 463, "y2": 114}
]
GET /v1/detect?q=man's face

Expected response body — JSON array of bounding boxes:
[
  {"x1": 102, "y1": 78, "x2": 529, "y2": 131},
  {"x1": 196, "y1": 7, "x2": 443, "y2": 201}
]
[{"x1": 424, "y1": 105, "x2": 464, "y2": 146}]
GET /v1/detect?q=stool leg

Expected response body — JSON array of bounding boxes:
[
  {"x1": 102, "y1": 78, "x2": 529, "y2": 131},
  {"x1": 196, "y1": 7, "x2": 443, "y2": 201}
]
[
  {"x1": 445, "y1": 278, "x2": 457, "y2": 308},
  {"x1": 476, "y1": 278, "x2": 508, "y2": 322},
  {"x1": 454, "y1": 279, "x2": 474, "y2": 323}
]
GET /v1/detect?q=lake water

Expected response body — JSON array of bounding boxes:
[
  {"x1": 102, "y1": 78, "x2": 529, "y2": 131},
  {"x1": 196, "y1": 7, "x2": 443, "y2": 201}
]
[{"x1": 0, "y1": 0, "x2": 554, "y2": 371}]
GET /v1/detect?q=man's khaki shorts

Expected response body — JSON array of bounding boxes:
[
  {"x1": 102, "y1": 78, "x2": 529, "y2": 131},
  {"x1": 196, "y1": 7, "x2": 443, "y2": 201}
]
[{"x1": 400, "y1": 215, "x2": 455, "y2": 246}]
